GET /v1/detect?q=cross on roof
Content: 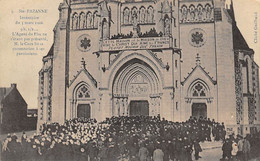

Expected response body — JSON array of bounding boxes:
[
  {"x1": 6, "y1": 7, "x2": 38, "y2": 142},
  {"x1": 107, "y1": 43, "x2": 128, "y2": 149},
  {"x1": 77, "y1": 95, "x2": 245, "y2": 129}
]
[
  {"x1": 81, "y1": 58, "x2": 86, "y2": 69},
  {"x1": 196, "y1": 53, "x2": 201, "y2": 65}
]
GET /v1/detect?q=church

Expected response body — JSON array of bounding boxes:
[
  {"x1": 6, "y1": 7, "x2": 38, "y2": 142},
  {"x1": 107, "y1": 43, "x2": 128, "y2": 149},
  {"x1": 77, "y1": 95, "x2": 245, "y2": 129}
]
[{"x1": 38, "y1": 0, "x2": 260, "y2": 135}]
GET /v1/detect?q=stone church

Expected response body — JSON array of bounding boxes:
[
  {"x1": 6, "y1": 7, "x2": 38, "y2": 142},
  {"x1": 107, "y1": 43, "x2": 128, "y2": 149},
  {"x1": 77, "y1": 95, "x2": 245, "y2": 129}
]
[{"x1": 38, "y1": 0, "x2": 260, "y2": 135}]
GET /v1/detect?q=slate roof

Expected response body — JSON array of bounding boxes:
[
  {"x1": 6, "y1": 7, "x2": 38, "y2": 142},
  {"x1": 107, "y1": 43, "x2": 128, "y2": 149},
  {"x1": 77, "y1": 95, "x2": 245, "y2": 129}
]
[
  {"x1": 0, "y1": 87, "x2": 12, "y2": 103},
  {"x1": 227, "y1": 3, "x2": 253, "y2": 51},
  {"x1": 43, "y1": 44, "x2": 54, "y2": 59}
]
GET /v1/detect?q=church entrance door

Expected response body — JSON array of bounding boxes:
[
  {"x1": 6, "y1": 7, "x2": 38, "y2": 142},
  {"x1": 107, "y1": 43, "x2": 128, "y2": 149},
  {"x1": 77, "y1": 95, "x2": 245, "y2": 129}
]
[
  {"x1": 129, "y1": 101, "x2": 149, "y2": 116},
  {"x1": 77, "y1": 104, "x2": 91, "y2": 119},
  {"x1": 192, "y1": 103, "x2": 207, "y2": 119}
]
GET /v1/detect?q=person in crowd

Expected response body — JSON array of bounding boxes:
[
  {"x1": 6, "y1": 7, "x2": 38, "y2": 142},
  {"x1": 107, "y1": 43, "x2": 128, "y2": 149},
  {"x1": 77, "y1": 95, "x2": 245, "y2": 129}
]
[
  {"x1": 138, "y1": 143, "x2": 149, "y2": 161},
  {"x1": 243, "y1": 135, "x2": 251, "y2": 161},
  {"x1": 194, "y1": 139, "x2": 202, "y2": 160},
  {"x1": 231, "y1": 138, "x2": 238, "y2": 161},
  {"x1": 0, "y1": 116, "x2": 228, "y2": 161},
  {"x1": 237, "y1": 135, "x2": 244, "y2": 161},
  {"x1": 153, "y1": 144, "x2": 164, "y2": 161}
]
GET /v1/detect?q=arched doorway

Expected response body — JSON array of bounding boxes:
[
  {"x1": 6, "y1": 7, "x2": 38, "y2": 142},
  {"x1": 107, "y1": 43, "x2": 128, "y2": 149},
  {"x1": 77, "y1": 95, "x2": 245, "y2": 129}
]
[
  {"x1": 72, "y1": 83, "x2": 93, "y2": 119},
  {"x1": 77, "y1": 104, "x2": 91, "y2": 118},
  {"x1": 192, "y1": 103, "x2": 207, "y2": 119},
  {"x1": 186, "y1": 79, "x2": 212, "y2": 119},
  {"x1": 130, "y1": 100, "x2": 149, "y2": 116},
  {"x1": 112, "y1": 59, "x2": 161, "y2": 116}
]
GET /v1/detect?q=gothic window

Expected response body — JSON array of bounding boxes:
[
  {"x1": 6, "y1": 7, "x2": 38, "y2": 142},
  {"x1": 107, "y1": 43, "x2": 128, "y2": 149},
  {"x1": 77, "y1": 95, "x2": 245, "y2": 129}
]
[
  {"x1": 86, "y1": 12, "x2": 93, "y2": 28},
  {"x1": 123, "y1": 7, "x2": 130, "y2": 24},
  {"x1": 93, "y1": 11, "x2": 98, "y2": 29},
  {"x1": 147, "y1": 6, "x2": 154, "y2": 23},
  {"x1": 79, "y1": 12, "x2": 86, "y2": 29},
  {"x1": 131, "y1": 7, "x2": 138, "y2": 25},
  {"x1": 77, "y1": 85, "x2": 90, "y2": 99},
  {"x1": 164, "y1": 14, "x2": 171, "y2": 36},
  {"x1": 72, "y1": 12, "x2": 79, "y2": 29},
  {"x1": 192, "y1": 83, "x2": 207, "y2": 97},
  {"x1": 140, "y1": 6, "x2": 146, "y2": 24}
]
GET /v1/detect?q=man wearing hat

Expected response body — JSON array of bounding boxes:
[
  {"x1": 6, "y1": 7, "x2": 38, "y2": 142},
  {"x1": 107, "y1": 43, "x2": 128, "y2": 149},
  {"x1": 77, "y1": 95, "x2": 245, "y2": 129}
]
[{"x1": 236, "y1": 134, "x2": 243, "y2": 161}]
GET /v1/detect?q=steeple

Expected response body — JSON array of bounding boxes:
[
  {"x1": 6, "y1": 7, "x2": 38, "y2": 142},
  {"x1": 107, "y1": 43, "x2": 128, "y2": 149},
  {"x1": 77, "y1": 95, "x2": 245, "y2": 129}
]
[{"x1": 229, "y1": 0, "x2": 236, "y2": 23}]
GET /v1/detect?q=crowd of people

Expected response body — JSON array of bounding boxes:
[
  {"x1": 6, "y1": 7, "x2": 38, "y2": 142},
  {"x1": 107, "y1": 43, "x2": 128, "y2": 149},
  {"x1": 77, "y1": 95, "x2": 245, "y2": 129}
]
[
  {"x1": 221, "y1": 131, "x2": 260, "y2": 161},
  {"x1": 1, "y1": 115, "x2": 226, "y2": 161}
]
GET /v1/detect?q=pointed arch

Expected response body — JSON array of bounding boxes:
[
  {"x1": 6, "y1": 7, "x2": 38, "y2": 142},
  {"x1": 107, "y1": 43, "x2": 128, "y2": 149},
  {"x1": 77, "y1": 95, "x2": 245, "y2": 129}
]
[
  {"x1": 123, "y1": 7, "x2": 130, "y2": 24},
  {"x1": 139, "y1": 6, "x2": 146, "y2": 24},
  {"x1": 112, "y1": 59, "x2": 160, "y2": 96},
  {"x1": 93, "y1": 11, "x2": 98, "y2": 28},
  {"x1": 187, "y1": 79, "x2": 210, "y2": 98},
  {"x1": 147, "y1": 6, "x2": 154, "y2": 23},
  {"x1": 86, "y1": 11, "x2": 93, "y2": 28},
  {"x1": 73, "y1": 82, "x2": 92, "y2": 100}
]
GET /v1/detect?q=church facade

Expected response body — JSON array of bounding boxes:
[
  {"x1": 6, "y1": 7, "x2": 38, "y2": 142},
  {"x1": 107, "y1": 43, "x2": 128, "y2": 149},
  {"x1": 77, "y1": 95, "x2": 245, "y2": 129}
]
[{"x1": 38, "y1": 0, "x2": 260, "y2": 135}]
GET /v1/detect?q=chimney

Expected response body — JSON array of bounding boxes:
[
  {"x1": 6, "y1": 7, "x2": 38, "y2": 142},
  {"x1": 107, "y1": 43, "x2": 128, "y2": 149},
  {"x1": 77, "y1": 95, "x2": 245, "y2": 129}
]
[{"x1": 11, "y1": 83, "x2": 17, "y2": 88}]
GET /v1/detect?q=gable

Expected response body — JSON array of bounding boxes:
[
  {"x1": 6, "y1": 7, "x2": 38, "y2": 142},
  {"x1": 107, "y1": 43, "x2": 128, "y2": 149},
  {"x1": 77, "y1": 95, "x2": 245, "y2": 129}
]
[
  {"x1": 69, "y1": 68, "x2": 97, "y2": 88},
  {"x1": 1, "y1": 88, "x2": 27, "y2": 107},
  {"x1": 181, "y1": 65, "x2": 217, "y2": 86}
]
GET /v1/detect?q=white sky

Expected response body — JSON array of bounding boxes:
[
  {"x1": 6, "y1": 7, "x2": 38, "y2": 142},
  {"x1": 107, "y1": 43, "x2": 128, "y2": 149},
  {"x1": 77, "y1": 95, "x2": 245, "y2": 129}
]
[{"x1": 0, "y1": 0, "x2": 259, "y2": 109}]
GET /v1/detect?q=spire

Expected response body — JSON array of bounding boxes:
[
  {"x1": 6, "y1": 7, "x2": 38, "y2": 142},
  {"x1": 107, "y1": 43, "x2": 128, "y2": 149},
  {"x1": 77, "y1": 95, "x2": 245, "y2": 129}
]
[
  {"x1": 229, "y1": 0, "x2": 236, "y2": 23},
  {"x1": 196, "y1": 53, "x2": 201, "y2": 66},
  {"x1": 81, "y1": 58, "x2": 86, "y2": 69}
]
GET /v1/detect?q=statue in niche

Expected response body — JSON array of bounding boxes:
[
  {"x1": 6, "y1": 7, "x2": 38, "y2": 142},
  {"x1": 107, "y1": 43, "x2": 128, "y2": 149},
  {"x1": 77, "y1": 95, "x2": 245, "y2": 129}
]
[
  {"x1": 132, "y1": 8, "x2": 139, "y2": 37},
  {"x1": 72, "y1": 13, "x2": 78, "y2": 29},
  {"x1": 197, "y1": 6, "x2": 203, "y2": 21},
  {"x1": 132, "y1": 8, "x2": 138, "y2": 26},
  {"x1": 194, "y1": 8, "x2": 198, "y2": 21},
  {"x1": 123, "y1": 8, "x2": 130, "y2": 24},
  {"x1": 147, "y1": 6, "x2": 154, "y2": 23},
  {"x1": 79, "y1": 12, "x2": 86, "y2": 29},
  {"x1": 205, "y1": 5, "x2": 211, "y2": 20},
  {"x1": 189, "y1": 6, "x2": 195, "y2": 21},
  {"x1": 93, "y1": 12, "x2": 98, "y2": 28},
  {"x1": 140, "y1": 7, "x2": 146, "y2": 23},
  {"x1": 164, "y1": 15, "x2": 171, "y2": 36},
  {"x1": 87, "y1": 12, "x2": 92, "y2": 28},
  {"x1": 181, "y1": 6, "x2": 187, "y2": 21},
  {"x1": 102, "y1": 18, "x2": 109, "y2": 39},
  {"x1": 186, "y1": 9, "x2": 191, "y2": 22},
  {"x1": 202, "y1": 8, "x2": 207, "y2": 21}
]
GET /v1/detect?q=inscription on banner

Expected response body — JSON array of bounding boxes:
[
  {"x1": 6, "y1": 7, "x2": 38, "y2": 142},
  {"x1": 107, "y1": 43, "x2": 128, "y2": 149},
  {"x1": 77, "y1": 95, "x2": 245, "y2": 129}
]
[{"x1": 101, "y1": 37, "x2": 171, "y2": 51}]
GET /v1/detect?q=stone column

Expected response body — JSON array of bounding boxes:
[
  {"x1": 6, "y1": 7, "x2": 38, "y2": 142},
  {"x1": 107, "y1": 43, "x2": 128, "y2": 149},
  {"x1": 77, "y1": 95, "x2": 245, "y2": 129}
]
[{"x1": 124, "y1": 98, "x2": 128, "y2": 116}]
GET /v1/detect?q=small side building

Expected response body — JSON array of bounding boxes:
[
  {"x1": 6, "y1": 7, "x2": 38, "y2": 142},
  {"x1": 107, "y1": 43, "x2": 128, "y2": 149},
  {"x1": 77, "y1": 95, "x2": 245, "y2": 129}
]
[{"x1": 0, "y1": 84, "x2": 28, "y2": 133}]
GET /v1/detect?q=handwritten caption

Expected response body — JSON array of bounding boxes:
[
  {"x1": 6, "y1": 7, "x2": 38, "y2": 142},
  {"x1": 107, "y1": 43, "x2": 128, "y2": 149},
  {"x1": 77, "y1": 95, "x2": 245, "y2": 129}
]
[{"x1": 11, "y1": 9, "x2": 48, "y2": 56}]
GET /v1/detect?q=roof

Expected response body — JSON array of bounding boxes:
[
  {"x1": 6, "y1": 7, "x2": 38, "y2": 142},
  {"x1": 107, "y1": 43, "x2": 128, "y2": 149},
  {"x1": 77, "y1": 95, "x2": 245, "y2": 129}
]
[
  {"x1": 0, "y1": 87, "x2": 12, "y2": 103},
  {"x1": 227, "y1": 4, "x2": 252, "y2": 51},
  {"x1": 181, "y1": 63, "x2": 217, "y2": 86},
  {"x1": 43, "y1": 44, "x2": 54, "y2": 59},
  {"x1": 0, "y1": 84, "x2": 27, "y2": 106},
  {"x1": 69, "y1": 67, "x2": 97, "y2": 88}
]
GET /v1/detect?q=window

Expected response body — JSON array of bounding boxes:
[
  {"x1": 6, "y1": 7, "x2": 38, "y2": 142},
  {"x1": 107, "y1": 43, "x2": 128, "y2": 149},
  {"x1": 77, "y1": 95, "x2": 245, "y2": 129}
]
[
  {"x1": 176, "y1": 102, "x2": 178, "y2": 110},
  {"x1": 77, "y1": 85, "x2": 90, "y2": 99},
  {"x1": 176, "y1": 80, "x2": 178, "y2": 88},
  {"x1": 214, "y1": 8, "x2": 222, "y2": 21},
  {"x1": 192, "y1": 83, "x2": 206, "y2": 97},
  {"x1": 175, "y1": 60, "x2": 178, "y2": 68}
]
